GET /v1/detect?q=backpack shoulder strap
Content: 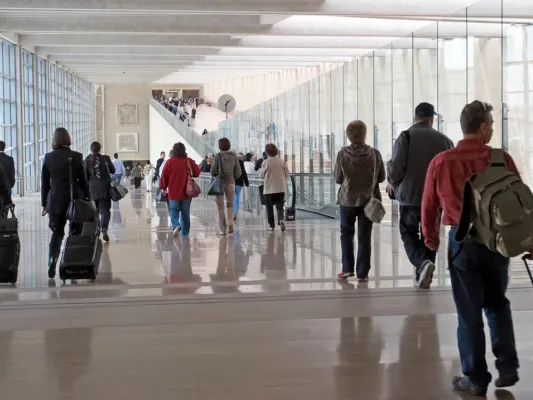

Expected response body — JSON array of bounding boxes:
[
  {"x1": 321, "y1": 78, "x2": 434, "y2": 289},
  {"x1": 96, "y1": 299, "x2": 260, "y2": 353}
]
[
  {"x1": 489, "y1": 149, "x2": 506, "y2": 167},
  {"x1": 455, "y1": 179, "x2": 475, "y2": 242}
]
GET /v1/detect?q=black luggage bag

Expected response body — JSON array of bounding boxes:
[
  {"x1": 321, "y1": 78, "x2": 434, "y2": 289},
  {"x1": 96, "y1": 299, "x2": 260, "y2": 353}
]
[
  {"x1": 0, "y1": 204, "x2": 19, "y2": 285},
  {"x1": 59, "y1": 222, "x2": 102, "y2": 283}
]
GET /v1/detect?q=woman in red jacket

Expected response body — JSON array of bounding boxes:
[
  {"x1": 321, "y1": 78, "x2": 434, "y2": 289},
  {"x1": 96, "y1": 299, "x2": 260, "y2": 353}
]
[{"x1": 160, "y1": 142, "x2": 200, "y2": 237}]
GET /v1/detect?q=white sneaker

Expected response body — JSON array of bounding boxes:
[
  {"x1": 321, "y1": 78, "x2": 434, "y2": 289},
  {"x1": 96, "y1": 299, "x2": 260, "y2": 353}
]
[
  {"x1": 416, "y1": 260, "x2": 435, "y2": 290},
  {"x1": 173, "y1": 226, "x2": 181, "y2": 238}
]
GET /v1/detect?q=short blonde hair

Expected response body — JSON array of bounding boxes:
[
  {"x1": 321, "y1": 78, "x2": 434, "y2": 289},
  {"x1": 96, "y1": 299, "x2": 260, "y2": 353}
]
[{"x1": 346, "y1": 120, "x2": 367, "y2": 144}]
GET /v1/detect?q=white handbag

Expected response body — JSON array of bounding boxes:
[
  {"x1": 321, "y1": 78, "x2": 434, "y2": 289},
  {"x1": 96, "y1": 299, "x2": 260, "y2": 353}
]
[{"x1": 364, "y1": 149, "x2": 386, "y2": 223}]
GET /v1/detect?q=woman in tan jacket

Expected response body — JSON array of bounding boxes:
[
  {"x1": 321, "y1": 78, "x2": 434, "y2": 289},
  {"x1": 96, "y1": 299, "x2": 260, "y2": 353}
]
[{"x1": 260, "y1": 144, "x2": 289, "y2": 232}]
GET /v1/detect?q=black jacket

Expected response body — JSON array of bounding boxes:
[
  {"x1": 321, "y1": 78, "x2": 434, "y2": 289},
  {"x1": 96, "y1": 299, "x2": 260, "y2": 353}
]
[
  {"x1": 155, "y1": 157, "x2": 165, "y2": 176},
  {"x1": 84, "y1": 154, "x2": 115, "y2": 201},
  {"x1": 41, "y1": 146, "x2": 89, "y2": 214},
  {"x1": 235, "y1": 159, "x2": 249, "y2": 187},
  {"x1": 0, "y1": 152, "x2": 15, "y2": 190},
  {"x1": 199, "y1": 159, "x2": 211, "y2": 173},
  {"x1": 254, "y1": 158, "x2": 265, "y2": 172}
]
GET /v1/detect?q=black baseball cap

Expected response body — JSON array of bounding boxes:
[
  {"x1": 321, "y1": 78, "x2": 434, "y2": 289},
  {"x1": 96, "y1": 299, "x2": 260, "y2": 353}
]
[{"x1": 415, "y1": 102, "x2": 437, "y2": 118}]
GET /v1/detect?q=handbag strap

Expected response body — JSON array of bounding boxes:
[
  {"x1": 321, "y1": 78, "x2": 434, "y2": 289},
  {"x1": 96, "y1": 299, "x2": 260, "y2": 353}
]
[
  {"x1": 187, "y1": 159, "x2": 192, "y2": 177},
  {"x1": 369, "y1": 149, "x2": 379, "y2": 199},
  {"x1": 68, "y1": 151, "x2": 74, "y2": 202}
]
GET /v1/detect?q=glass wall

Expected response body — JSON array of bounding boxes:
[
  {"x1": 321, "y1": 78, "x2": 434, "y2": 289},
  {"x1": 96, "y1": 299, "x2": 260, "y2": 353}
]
[
  {"x1": 22, "y1": 49, "x2": 36, "y2": 193},
  {"x1": 37, "y1": 57, "x2": 47, "y2": 165},
  {"x1": 0, "y1": 38, "x2": 94, "y2": 196},
  {"x1": 211, "y1": 0, "x2": 528, "y2": 215},
  {"x1": 0, "y1": 39, "x2": 17, "y2": 194}
]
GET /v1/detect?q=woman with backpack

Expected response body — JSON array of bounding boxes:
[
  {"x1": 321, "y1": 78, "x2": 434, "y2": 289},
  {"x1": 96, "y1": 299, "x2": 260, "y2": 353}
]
[{"x1": 84, "y1": 141, "x2": 115, "y2": 243}]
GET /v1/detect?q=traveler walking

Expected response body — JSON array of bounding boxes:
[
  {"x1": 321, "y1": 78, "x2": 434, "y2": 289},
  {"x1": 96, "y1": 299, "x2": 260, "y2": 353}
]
[
  {"x1": 143, "y1": 162, "x2": 155, "y2": 192},
  {"x1": 254, "y1": 152, "x2": 268, "y2": 171},
  {"x1": 132, "y1": 163, "x2": 143, "y2": 189},
  {"x1": 111, "y1": 153, "x2": 125, "y2": 185},
  {"x1": 233, "y1": 153, "x2": 249, "y2": 220},
  {"x1": 84, "y1": 141, "x2": 115, "y2": 243},
  {"x1": 199, "y1": 154, "x2": 213, "y2": 173},
  {"x1": 244, "y1": 153, "x2": 255, "y2": 174},
  {"x1": 41, "y1": 128, "x2": 89, "y2": 278},
  {"x1": 260, "y1": 144, "x2": 289, "y2": 232},
  {"x1": 0, "y1": 141, "x2": 16, "y2": 197},
  {"x1": 422, "y1": 100, "x2": 520, "y2": 396},
  {"x1": 387, "y1": 102, "x2": 453, "y2": 289},
  {"x1": 160, "y1": 142, "x2": 201, "y2": 238},
  {"x1": 334, "y1": 120, "x2": 385, "y2": 282},
  {"x1": 211, "y1": 138, "x2": 241, "y2": 236},
  {"x1": 155, "y1": 151, "x2": 166, "y2": 180}
]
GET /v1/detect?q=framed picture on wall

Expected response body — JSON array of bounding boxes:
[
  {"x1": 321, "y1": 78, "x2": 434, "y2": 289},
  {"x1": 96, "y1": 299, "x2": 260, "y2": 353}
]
[
  {"x1": 116, "y1": 132, "x2": 139, "y2": 152},
  {"x1": 116, "y1": 103, "x2": 138, "y2": 126}
]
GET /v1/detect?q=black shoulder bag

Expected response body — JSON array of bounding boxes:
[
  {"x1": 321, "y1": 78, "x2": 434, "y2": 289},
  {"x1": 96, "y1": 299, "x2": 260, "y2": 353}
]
[{"x1": 66, "y1": 154, "x2": 97, "y2": 223}]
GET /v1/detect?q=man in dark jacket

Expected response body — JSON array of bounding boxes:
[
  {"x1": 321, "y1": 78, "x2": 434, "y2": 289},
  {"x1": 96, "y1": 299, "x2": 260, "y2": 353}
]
[
  {"x1": 254, "y1": 152, "x2": 268, "y2": 172},
  {"x1": 0, "y1": 141, "x2": 16, "y2": 197},
  {"x1": 387, "y1": 102, "x2": 454, "y2": 290},
  {"x1": 155, "y1": 151, "x2": 166, "y2": 178}
]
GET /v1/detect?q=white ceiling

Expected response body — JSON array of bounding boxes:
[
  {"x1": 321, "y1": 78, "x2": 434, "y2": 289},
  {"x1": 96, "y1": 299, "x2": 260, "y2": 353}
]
[{"x1": 0, "y1": 0, "x2": 531, "y2": 84}]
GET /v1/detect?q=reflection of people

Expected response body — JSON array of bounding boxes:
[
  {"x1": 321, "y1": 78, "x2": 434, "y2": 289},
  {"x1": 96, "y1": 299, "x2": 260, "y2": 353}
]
[
  {"x1": 163, "y1": 239, "x2": 202, "y2": 295},
  {"x1": 261, "y1": 233, "x2": 289, "y2": 292},
  {"x1": 386, "y1": 315, "x2": 444, "y2": 399},
  {"x1": 210, "y1": 237, "x2": 239, "y2": 293},
  {"x1": 45, "y1": 328, "x2": 93, "y2": 394},
  {"x1": 335, "y1": 317, "x2": 384, "y2": 399}
]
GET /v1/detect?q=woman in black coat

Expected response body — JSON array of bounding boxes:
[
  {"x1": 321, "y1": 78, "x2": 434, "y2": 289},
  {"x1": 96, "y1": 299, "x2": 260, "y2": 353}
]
[
  {"x1": 41, "y1": 128, "x2": 89, "y2": 279},
  {"x1": 84, "y1": 141, "x2": 115, "y2": 243}
]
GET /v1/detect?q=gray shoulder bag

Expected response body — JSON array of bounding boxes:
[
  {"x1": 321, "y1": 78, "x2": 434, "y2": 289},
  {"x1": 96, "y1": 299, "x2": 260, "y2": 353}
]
[{"x1": 364, "y1": 149, "x2": 386, "y2": 223}]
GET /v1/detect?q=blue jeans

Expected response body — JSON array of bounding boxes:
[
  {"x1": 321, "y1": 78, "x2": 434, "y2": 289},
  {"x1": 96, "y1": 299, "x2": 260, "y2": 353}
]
[
  {"x1": 112, "y1": 174, "x2": 122, "y2": 186},
  {"x1": 448, "y1": 227, "x2": 519, "y2": 387},
  {"x1": 399, "y1": 205, "x2": 436, "y2": 270},
  {"x1": 234, "y1": 185, "x2": 243, "y2": 216},
  {"x1": 340, "y1": 206, "x2": 373, "y2": 278},
  {"x1": 168, "y1": 198, "x2": 192, "y2": 236}
]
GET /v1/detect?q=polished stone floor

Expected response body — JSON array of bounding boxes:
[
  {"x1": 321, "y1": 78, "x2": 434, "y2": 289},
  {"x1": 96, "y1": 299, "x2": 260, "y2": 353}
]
[{"x1": 0, "y1": 187, "x2": 531, "y2": 399}]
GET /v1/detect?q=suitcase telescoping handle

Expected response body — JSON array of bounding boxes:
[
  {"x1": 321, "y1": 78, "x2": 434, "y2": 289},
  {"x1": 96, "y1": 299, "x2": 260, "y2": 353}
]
[{"x1": 521, "y1": 254, "x2": 533, "y2": 286}]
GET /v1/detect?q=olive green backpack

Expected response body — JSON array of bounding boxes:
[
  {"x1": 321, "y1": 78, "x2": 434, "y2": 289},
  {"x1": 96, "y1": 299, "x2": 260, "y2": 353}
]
[{"x1": 455, "y1": 149, "x2": 533, "y2": 257}]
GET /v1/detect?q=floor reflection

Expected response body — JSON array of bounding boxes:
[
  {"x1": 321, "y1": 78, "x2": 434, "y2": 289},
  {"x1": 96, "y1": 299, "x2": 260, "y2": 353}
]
[{"x1": 5, "y1": 190, "x2": 532, "y2": 299}]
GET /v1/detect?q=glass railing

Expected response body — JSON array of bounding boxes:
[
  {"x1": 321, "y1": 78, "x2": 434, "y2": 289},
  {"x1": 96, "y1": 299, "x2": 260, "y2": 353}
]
[{"x1": 150, "y1": 98, "x2": 219, "y2": 156}]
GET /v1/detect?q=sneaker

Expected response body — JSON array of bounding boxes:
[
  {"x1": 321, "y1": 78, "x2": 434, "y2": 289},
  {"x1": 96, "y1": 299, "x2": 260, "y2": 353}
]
[
  {"x1": 416, "y1": 260, "x2": 435, "y2": 289},
  {"x1": 102, "y1": 230, "x2": 110, "y2": 243},
  {"x1": 227, "y1": 226, "x2": 234, "y2": 236},
  {"x1": 173, "y1": 225, "x2": 181, "y2": 238},
  {"x1": 452, "y1": 376, "x2": 487, "y2": 397},
  {"x1": 280, "y1": 221, "x2": 286, "y2": 232},
  {"x1": 233, "y1": 215, "x2": 237, "y2": 221},
  {"x1": 337, "y1": 272, "x2": 355, "y2": 279},
  {"x1": 218, "y1": 231, "x2": 227, "y2": 236},
  {"x1": 267, "y1": 226, "x2": 275, "y2": 232},
  {"x1": 495, "y1": 374, "x2": 519, "y2": 388},
  {"x1": 357, "y1": 276, "x2": 369, "y2": 283}
]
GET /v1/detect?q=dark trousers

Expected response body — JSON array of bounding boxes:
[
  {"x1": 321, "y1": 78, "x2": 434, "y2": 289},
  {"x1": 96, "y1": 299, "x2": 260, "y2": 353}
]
[
  {"x1": 265, "y1": 192, "x2": 285, "y2": 228},
  {"x1": 95, "y1": 198, "x2": 112, "y2": 231},
  {"x1": 448, "y1": 227, "x2": 519, "y2": 387},
  {"x1": 48, "y1": 213, "x2": 82, "y2": 259},
  {"x1": 399, "y1": 205, "x2": 436, "y2": 269},
  {"x1": 340, "y1": 206, "x2": 373, "y2": 278},
  {"x1": 134, "y1": 178, "x2": 142, "y2": 189}
]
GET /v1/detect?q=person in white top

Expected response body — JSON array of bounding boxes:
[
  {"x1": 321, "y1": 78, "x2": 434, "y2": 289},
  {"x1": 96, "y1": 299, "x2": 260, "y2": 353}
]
[
  {"x1": 111, "y1": 153, "x2": 125, "y2": 185},
  {"x1": 244, "y1": 153, "x2": 255, "y2": 174},
  {"x1": 143, "y1": 162, "x2": 155, "y2": 192},
  {"x1": 260, "y1": 144, "x2": 289, "y2": 232}
]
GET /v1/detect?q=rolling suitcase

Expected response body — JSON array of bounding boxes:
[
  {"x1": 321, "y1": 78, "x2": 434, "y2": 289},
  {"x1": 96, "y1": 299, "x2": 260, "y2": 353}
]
[
  {"x1": 521, "y1": 255, "x2": 533, "y2": 285},
  {"x1": 285, "y1": 207, "x2": 296, "y2": 222},
  {"x1": 59, "y1": 221, "x2": 102, "y2": 283},
  {"x1": 0, "y1": 205, "x2": 19, "y2": 285}
]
